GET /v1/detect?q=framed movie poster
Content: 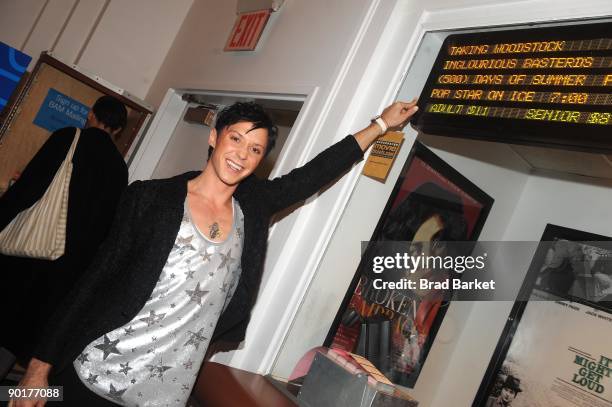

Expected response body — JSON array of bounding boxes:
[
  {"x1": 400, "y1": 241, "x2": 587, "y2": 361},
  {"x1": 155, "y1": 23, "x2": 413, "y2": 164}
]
[
  {"x1": 325, "y1": 141, "x2": 494, "y2": 388},
  {"x1": 474, "y1": 224, "x2": 612, "y2": 407}
]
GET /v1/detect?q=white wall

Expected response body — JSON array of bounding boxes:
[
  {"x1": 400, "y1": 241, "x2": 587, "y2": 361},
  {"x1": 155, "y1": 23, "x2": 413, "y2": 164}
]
[
  {"x1": 0, "y1": 0, "x2": 192, "y2": 101},
  {"x1": 271, "y1": 1, "x2": 612, "y2": 407},
  {"x1": 503, "y1": 173, "x2": 612, "y2": 241},
  {"x1": 146, "y1": 0, "x2": 380, "y2": 107}
]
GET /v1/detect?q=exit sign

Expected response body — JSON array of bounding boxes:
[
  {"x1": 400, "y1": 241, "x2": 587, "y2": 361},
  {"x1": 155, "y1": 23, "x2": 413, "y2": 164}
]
[{"x1": 225, "y1": 9, "x2": 271, "y2": 51}]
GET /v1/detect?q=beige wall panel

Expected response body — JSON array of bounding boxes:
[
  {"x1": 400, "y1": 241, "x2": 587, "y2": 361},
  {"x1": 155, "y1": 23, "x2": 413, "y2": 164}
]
[
  {"x1": 53, "y1": 0, "x2": 108, "y2": 64},
  {"x1": 22, "y1": 0, "x2": 77, "y2": 64},
  {"x1": 78, "y1": 0, "x2": 193, "y2": 100},
  {"x1": 0, "y1": 0, "x2": 46, "y2": 50}
]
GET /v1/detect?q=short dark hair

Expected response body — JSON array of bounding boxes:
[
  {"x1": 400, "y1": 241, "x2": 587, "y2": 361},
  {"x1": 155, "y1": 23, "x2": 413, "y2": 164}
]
[
  {"x1": 92, "y1": 95, "x2": 128, "y2": 132},
  {"x1": 214, "y1": 102, "x2": 278, "y2": 156}
]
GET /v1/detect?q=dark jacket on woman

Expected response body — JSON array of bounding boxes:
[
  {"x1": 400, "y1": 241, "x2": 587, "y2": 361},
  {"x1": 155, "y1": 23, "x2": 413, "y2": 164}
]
[
  {"x1": 33, "y1": 135, "x2": 363, "y2": 374},
  {"x1": 0, "y1": 127, "x2": 127, "y2": 360}
]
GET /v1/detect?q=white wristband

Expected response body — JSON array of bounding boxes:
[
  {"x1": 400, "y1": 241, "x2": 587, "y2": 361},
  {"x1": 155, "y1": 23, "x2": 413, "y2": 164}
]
[{"x1": 374, "y1": 116, "x2": 388, "y2": 134}]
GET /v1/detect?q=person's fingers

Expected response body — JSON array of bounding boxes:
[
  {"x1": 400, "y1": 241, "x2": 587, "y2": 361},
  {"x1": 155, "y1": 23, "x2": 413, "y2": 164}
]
[
  {"x1": 379, "y1": 99, "x2": 419, "y2": 128},
  {"x1": 397, "y1": 99, "x2": 418, "y2": 109},
  {"x1": 399, "y1": 105, "x2": 418, "y2": 119}
]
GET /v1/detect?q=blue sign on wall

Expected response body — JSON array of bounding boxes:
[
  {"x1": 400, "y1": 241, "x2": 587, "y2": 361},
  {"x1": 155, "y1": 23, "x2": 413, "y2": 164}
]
[
  {"x1": 33, "y1": 88, "x2": 90, "y2": 132},
  {"x1": 0, "y1": 42, "x2": 32, "y2": 113}
]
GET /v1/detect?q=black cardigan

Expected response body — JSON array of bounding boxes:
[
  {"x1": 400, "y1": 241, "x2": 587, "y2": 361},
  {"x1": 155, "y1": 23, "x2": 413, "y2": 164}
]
[
  {"x1": 34, "y1": 135, "x2": 363, "y2": 373},
  {"x1": 0, "y1": 127, "x2": 127, "y2": 359}
]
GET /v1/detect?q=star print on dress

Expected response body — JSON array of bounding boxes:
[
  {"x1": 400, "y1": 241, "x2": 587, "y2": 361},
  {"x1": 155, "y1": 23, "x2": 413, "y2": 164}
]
[
  {"x1": 183, "y1": 328, "x2": 207, "y2": 350},
  {"x1": 217, "y1": 249, "x2": 236, "y2": 271},
  {"x1": 77, "y1": 352, "x2": 89, "y2": 364},
  {"x1": 106, "y1": 383, "x2": 127, "y2": 403},
  {"x1": 71, "y1": 203, "x2": 245, "y2": 405},
  {"x1": 174, "y1": 235, "x2": 196, "y2": 254},
  {"x1": 86, "y1": 373, "x2": 99, "y2": 385},
  {"x1": 139, "y1": 310, "x2": 166, "y2": 327},
  {"x1": 146, "y1": 358, "x2": 173, "y2": 381},
  {"x1": 185, "y1": 282, "x2": 209, "y2": 305},
  {"x1": 94, "y1": 335, "x2": 122, "y2": 360},
  {"x1": 119, "y1": 362, "x2": 133, "y2": 376},
  {"x1": 158, "y1": 288, "x2": 170, "y2": 299}
]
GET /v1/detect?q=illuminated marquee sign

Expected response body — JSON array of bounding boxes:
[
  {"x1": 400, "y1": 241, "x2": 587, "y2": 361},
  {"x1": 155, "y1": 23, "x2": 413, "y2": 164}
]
[{"x1": 410, "y1": 22, "x2": 612, "y2": 152}]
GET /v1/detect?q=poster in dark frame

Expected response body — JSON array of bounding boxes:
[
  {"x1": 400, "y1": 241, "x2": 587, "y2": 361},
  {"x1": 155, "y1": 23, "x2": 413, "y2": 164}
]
[
  {"x1": 324, "y1": 140, "x2": 494, "y2": 388},
  {"x1": 474, "y1": 224, "x2": 612, "y2": 407}
]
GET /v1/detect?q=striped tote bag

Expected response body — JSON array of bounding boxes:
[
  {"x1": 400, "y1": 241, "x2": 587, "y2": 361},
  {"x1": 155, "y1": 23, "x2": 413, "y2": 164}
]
[{"x1": 0, "y1": 128, "x2": 80, "y2": 260}]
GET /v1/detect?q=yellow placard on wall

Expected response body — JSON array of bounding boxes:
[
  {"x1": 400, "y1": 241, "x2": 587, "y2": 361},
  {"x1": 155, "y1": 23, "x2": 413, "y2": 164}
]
[{"x1": 362, "y1": 131, "x2": 404, "y2": 182}]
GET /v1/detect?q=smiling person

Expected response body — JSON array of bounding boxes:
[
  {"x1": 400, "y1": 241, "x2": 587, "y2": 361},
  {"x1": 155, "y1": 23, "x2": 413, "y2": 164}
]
[{"x1": 13, "y1": 100, "x2": 418, "y2": 407}]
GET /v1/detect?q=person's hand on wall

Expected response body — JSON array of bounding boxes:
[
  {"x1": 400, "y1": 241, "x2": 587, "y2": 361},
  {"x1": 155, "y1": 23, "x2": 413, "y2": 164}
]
[
  {"x1": 380, "y1": 99, "x2": 419, "y2": 129},
  {"x1": 353, "y1": 99, "x2": 419, "y2": 151}
]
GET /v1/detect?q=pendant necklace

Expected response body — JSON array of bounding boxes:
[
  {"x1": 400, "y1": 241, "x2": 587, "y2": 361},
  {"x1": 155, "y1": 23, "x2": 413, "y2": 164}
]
[{"x1": 209, "y1": 222, "x2": 221, "y2": 239}]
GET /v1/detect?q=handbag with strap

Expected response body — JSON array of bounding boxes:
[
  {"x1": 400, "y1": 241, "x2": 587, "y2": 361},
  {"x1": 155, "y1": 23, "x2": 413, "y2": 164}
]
[{"x1": 0, "y1": 128, "x2": 81, "y2": 260}]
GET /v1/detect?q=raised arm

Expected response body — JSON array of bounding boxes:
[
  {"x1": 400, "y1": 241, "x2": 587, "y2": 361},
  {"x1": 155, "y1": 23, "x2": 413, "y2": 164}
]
[
  {"x1": 258, "y1": 100, "x2": 419, "y2": 214},
  {"x1": 353, "y1": 100, "x2": 418, "y2": 151}
]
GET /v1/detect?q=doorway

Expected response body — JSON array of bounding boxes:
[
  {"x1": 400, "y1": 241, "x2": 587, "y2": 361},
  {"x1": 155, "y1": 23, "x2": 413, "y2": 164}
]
[{"x1": 131, "y1": 89, "x2": 304, "y2": 182}]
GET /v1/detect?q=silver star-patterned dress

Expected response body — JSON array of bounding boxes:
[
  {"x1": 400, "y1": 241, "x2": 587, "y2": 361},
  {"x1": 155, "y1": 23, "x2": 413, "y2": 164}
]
[{"x1": 74, "y1": 198, "x2": 244, "y2": 406}]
